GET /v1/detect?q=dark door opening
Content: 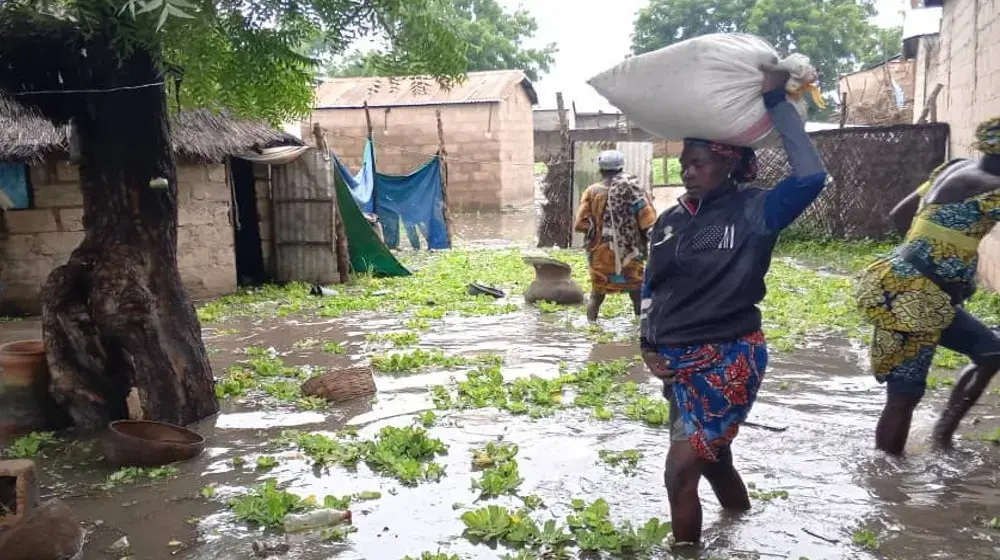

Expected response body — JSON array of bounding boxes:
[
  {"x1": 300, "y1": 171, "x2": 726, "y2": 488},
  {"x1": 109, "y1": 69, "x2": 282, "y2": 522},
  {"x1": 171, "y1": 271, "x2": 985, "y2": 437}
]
[{"x1": 230, "y1": 158, "x2": 268, "y2": 286}]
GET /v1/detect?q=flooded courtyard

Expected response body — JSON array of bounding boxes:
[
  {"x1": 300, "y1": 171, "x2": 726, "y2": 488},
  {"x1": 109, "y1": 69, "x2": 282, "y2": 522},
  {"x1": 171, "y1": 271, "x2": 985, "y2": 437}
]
[{"x1": 2, "y1": 210, "x2": 1000, "y2": 560}]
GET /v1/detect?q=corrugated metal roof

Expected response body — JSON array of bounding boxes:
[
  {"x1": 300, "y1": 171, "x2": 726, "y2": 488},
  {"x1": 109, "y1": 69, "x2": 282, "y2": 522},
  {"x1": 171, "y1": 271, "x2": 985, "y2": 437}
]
[{"x1": 313, "y1": 70, "x2": 538, "y2": 109}]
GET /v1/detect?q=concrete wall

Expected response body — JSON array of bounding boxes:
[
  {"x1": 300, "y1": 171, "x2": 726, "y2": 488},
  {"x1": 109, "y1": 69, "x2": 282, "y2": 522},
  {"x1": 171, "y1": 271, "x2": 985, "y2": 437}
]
[
  {"x1": 307, "y1": 89, "x2": 535, "y2": 212},
  {"x1": 915, "y1": 0, "x2": 1000, "y2": 157},
  {"x1": 0, "y1": 160, "x2": 253, "y2": 314}
]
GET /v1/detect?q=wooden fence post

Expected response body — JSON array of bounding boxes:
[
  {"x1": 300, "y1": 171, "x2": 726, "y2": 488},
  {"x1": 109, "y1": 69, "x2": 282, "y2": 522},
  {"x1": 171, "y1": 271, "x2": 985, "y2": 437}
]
[
  {"x1": 435, "y1": 109, "x2": 454, "y2": 248},
  {"x1": 363, "y1": 101, "x2": 378, "y2": 215},
  {"x1": 312, "y1": 123, "x2": 351, "y2": 284},
  {"x1": 839, "y1": 92, "x2": 849, "y2": 129}
]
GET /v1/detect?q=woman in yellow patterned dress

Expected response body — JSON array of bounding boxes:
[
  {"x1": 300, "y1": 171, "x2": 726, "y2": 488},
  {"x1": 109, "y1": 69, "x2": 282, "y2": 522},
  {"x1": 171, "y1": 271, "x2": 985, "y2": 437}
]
[
  {"x1": 574, "y1": 150, "x2": 658, "y2": 322},
  {"x1": 856, "y1": 118, "x2": 1000, "y2": 455}
]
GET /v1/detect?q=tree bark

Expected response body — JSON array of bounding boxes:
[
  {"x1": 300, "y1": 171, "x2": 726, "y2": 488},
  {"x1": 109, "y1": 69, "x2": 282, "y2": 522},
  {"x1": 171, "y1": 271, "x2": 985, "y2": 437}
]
[{"x1": 40, "y1": 42, "x2": 218, "y2": 430}]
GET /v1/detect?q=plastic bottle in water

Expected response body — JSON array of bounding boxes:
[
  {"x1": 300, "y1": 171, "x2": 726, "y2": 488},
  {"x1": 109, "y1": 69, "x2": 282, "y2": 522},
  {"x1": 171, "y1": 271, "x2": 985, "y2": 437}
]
[{"x1": 282, "y1": 509, "x2": 352, "y2": 533}]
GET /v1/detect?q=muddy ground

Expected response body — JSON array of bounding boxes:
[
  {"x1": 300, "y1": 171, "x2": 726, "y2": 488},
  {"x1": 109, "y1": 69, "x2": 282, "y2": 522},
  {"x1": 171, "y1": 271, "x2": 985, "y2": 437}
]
[{"x1": 1, "y1": 210, "x2": 999, "y2": 560}]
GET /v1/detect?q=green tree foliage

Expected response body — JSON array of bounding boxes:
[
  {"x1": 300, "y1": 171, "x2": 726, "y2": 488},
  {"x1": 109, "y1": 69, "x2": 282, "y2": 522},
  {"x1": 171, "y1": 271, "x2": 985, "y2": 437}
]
[
  {"x1": 631, "y1": 0, "x2": 900, "y2": 92},
  {"x1": 319, "y1": 0, "x2": 557, "y2": 81},
  {"x1": 2, "y1": 0, "x2": 472, "y2": 123}
]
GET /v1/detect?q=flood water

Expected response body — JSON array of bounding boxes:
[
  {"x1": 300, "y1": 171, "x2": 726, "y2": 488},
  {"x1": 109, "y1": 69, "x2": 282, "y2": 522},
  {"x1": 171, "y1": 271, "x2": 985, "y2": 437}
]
[{"x1": 2, "y1": 206, "x2": 1000, "y2": 560}]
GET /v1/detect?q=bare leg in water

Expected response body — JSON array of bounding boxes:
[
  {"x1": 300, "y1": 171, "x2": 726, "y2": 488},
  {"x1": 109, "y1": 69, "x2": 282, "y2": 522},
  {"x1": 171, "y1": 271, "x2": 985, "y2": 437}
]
[
  {"x1": 665, "y1": 442, "x2": 751, "y2": 545},
  {"x1": 587, "y1": 289, "x2": 641, "y2": 323},
  {"x1": 876, "y1": 394, "x2": 922, "y2": 456},
  {"x1": 932, "y1": 307, "x2": 1000, "y2": 449},
  {"x1": 933, "y1": 358, "x2": 1000, "y2": 448}
]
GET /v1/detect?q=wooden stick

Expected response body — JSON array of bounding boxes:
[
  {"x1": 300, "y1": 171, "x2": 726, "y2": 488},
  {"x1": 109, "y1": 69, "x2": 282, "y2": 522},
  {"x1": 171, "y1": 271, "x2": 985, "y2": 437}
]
[
  {"x1": 363, "y1": 101, "x2": 378, "y2": 215},
  {"x1": 435, "y1": 109, "x2": 454, "y2": 248},
  {"x1": 917, "y1": 83, "x2": 943, "y2": 124},
  {"x1": 312, "y1": 123, "x2": 351, "y2": 284},
  {"x1": 839, "y1": 92, "x2": 848, "y2": 129}
]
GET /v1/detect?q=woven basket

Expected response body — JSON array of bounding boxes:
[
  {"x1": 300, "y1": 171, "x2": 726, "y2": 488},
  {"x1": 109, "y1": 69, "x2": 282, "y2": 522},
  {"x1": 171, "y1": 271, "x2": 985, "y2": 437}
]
[{"x1": 301, "y1": 366, "x2": 377, "y2": 403}]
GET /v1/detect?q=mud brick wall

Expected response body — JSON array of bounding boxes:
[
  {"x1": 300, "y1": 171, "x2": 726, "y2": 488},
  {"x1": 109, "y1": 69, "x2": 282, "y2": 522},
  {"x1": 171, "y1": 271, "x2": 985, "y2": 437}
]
[
  {"x1": 307, "y1": 91, "x2": 535, "y2": 212},
  {"x1": 0, "y1": 160, "x2": 242, "y2": 314}
]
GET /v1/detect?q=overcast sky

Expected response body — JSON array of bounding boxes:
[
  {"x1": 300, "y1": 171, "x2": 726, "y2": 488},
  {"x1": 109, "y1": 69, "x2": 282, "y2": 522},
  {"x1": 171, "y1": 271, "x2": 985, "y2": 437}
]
[{"x1": 500, "y1": 0, "x2": 911, "y2": 111}]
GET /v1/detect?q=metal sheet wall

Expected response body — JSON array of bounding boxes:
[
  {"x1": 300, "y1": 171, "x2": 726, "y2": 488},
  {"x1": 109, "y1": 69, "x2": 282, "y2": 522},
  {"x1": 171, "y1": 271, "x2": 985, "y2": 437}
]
[
  {"x1": 270, "y1": 151, "x2": 340, "y2": 284},
  {"x1": 569, "y1": 141, "x2": 653, "y2": 248}
]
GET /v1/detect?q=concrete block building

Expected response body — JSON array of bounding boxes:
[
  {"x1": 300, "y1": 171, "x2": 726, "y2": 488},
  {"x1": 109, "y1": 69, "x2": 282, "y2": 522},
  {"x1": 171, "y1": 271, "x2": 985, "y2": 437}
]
[{"x1": 307, "y1": 70, "x2": 537, "y2": 212}]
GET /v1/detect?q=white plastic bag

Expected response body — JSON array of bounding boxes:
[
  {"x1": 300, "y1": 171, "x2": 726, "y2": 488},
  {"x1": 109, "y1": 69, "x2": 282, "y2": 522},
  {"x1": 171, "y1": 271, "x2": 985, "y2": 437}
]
[{"x1": 587, "y1": 33, "x2": 818, "y2": 147}]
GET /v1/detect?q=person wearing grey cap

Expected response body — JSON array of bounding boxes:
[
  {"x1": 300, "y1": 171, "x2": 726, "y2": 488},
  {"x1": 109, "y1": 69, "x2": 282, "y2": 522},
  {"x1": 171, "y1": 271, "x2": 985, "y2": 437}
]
[{"x1": 574, "y1": 150, "x2": 657, "y2": 322}]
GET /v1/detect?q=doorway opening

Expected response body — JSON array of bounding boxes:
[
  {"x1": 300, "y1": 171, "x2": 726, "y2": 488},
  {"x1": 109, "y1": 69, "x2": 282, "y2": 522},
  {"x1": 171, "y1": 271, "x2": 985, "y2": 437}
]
[{"x1": 230, "y1": 158, "x2": 268, "y2": 286}]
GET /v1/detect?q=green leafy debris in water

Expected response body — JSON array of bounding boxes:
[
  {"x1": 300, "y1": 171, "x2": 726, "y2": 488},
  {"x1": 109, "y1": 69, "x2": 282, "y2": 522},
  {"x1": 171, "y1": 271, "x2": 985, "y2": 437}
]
[
  {"x1": 367, "y1": 331, "x2": 420, "y2": 347},
  {"x1": 323, "y1": 341, "x2": 347, "y2": 355},
  {"x1": 101, "y1": 466, "x2": 179, "y2": 489},
  {"x1": 521, "y1": 494, "x2": 546, "y2": 511},
  {"x1": 322, "y1": 524, "x2": 358, "y2": 542},
  {"x1": 415, "y1": 411, "x2": 438, "y2": 428},
  {"x1": 274, "y1": 426, "x2": 448, "y2": 486},
  {"x1": 968, "y1": 427, "x2": 1000, "y2": 444},
  {"x1": 851, "y1": 529, "x2": 879, "y2": 551},
  {"x1": 471, "y1": 441, "x2": 519, "y2": 470},
  {"x1": 371, "y1": 348, "x2": 504, "y2": 374},
  {"x1": 3, "y1": 431, "x2": 59, "y2": 459},
  {"x1": 401, "y1": 552, "x2": 461, "y2": 560},
  {"x1": 748, "y1": 488, "x2": 790, "y2": 502},
  {"x1": 598, "y1": 449, "x2": 643, "y2": 476},
  {"x1": 228, "y1": 479, "x2": 309, "y2": 529},
  {"x1": 256, "y1": 455, "x2": 279, "y2": 471},
  {"x1": 925, "y1": 375, "x2": 956, "y2": 391},
  {"x1": 459, "y1": 498, "x2": 669, "y2": 556},
  {"x1": 430, "y1": 359, "x2": 672, "y2": 429},
  {"x1": 471, "y1": 459, "x2": 523, "y2": 500},
  {"x1": 200, "y1": 484, "x2": 217, "y2": 499}
]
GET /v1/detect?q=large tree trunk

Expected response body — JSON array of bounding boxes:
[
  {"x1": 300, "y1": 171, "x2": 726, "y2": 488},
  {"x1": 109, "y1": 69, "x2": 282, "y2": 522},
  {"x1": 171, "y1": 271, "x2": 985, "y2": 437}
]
[{"x1": 40, "y1": 44, "x2": 218, "y2": 429}]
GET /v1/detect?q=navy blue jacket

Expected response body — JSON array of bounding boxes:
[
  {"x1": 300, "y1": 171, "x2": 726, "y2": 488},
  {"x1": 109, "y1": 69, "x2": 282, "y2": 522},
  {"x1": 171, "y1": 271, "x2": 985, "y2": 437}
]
[{"x1": 640, "y1": 93, "x2": 828, "y2": 347}]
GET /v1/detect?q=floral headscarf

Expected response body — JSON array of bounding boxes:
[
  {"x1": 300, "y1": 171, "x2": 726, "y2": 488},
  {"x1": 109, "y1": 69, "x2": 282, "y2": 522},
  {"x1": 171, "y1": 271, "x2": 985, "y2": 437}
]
[{"x1": 683, "y1": 138, "x2": 759, "y2": 183}]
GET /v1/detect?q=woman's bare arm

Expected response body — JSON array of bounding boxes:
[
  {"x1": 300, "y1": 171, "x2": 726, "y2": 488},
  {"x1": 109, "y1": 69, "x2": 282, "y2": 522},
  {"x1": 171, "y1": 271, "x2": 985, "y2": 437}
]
[{"x1": 889, "y1": 191, "x2": 920, "y2": 235}]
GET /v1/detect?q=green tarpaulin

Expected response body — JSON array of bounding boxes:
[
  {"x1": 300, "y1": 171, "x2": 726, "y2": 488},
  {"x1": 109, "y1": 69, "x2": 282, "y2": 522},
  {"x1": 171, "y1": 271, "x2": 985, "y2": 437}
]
[{"x1": 333, "y1": 164, "x2": 411, "y2": 277}]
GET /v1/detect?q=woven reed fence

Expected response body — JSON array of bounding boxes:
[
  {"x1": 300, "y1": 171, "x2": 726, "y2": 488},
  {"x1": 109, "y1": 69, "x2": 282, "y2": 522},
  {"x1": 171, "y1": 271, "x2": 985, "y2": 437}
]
[{"x1": 756, "y1": 122, "x2": 950, "y2": 239}]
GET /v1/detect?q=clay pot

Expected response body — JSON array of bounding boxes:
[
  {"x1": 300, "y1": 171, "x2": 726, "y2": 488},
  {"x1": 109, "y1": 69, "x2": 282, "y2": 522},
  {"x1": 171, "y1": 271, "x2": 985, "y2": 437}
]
[
  {"x1": 0, "y1": 341, "x2": 64, "y2": 438},
  {"x1": 523, "y1": 256, "x2": 585, "y2": 305},
  {"x1": 102, "y1": 420, "x2": 206, "y2": 468},
  {"x1": 0, "y1": 340, "x2": 46, "y2": 389}
]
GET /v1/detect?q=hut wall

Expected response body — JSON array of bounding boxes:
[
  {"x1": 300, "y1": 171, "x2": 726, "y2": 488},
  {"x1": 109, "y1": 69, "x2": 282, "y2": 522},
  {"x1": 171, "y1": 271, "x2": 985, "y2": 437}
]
[
  {"x1": 0, "y1": 160, "x2": 245, "y2": 314},
  {"x1": 308, "y1": 95, "x2": 535, "y2": 212}
]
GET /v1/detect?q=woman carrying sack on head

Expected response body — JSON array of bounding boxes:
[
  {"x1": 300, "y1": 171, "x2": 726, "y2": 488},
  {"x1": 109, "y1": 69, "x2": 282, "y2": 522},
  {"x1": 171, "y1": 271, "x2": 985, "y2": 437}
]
[
  {"x1": 574, "y1": 150, "x2": 658, "y2": 322},
  {"x1": 640, "y1": 67, "x2": 828, "y2": 546},
  {"x1": 855, "y1": 118, "x2": 1000, "y2": 456}
]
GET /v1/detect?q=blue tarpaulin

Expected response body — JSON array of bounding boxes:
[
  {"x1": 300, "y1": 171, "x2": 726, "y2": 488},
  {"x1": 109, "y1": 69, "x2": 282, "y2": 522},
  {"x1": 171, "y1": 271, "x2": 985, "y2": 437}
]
[
  {"x1": 333, "y1": 140, "x2": 450, "y2": 250},
  {"x1": 0, "y1": 163, "x2": 29, "y2": 209}
]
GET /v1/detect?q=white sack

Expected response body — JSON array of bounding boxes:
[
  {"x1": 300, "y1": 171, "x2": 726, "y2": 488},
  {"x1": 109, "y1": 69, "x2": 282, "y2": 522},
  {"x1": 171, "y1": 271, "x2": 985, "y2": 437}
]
[{"x1": 587, "y1": 33, "x2": 817, "y2": 147}]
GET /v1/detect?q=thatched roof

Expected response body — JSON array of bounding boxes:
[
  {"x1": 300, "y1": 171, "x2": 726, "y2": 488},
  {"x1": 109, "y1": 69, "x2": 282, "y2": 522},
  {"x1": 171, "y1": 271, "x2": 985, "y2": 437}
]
[{"x1": 0, "y1": 95, "x2": 302, "y2": 163}]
